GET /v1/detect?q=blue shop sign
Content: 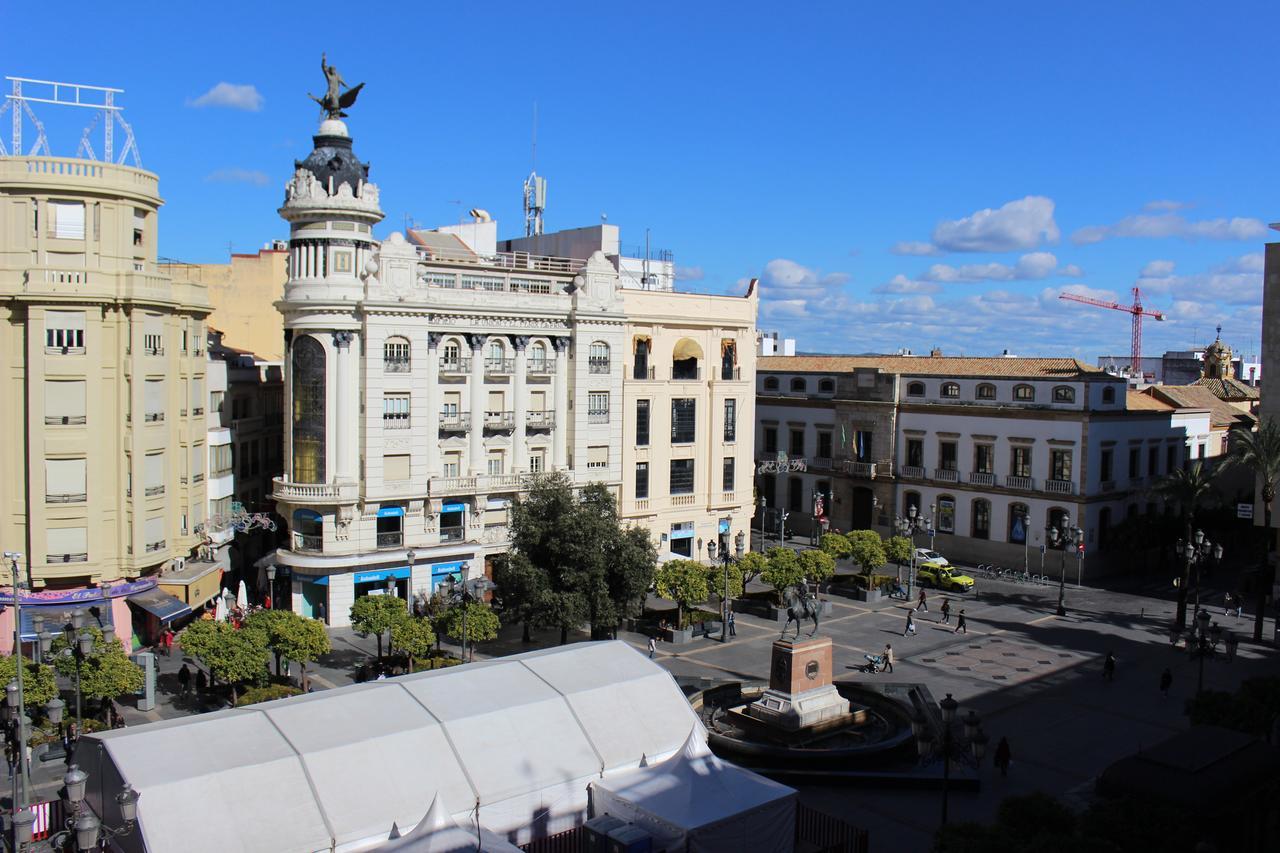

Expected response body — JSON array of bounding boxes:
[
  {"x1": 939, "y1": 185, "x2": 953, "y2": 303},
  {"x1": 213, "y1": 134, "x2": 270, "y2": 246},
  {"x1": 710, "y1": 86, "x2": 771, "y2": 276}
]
[
  {"x1": 377, "y1": 506, "x2": 405, "y2": 518},
  {"x1": 353, "y1": 567, "x2": 412, "y2": 585},
  {"x1": 669, "y1": 528, "x2": 695, "y2": 540},
  {"x1": 441, "y1": 502, "x2": 467, "y2": 514}
]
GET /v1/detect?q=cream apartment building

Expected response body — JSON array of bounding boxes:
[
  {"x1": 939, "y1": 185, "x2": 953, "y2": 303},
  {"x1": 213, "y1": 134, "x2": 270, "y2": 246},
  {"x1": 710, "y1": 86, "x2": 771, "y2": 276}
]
[
  {"x1": 0, "y1": 154, "x2": 210, "y2": 588},
  {"x1": 270, "y1": 116, "x2": 758, "y2": 624}
]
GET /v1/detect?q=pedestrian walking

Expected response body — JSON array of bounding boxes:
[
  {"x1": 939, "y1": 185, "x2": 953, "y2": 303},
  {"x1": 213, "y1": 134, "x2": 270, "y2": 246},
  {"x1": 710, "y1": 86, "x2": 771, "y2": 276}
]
[
  {"x1": 178, "y1": 664, "x2": 192, "y2": 696},
  {"x1": 883, "y1": 644, "x2": 894, "y2": 673},
  {"x1": 994, "y1": 737, "x2": 1012, "y2": 777},
  {"x1": 5, "y1": 742, "x2": 15, "y2": 779},
  {"x1": 904, "y1": 610, "x2": 917, "y2": 637},
  {"x1": 954, "y1": 610, "x2": 967, "y2": 634},
  {"x1": 648, "y1": 636, "x2": 657, "y2": 659},
  {"x1": 160, "y1": 628, "x2": 173, "y2": 657},
  {"x1": 195, "y1": 668, "x2": 208, "y2": 692},
  {"x1": 1223, "y1": 593, "x2": 1235, "y2": 617},
  {"x1": 1224, "y1": 631, "x2": 1238, "y2": 662},
  {"x1": 916, "y1": 589, "x2": 928, "y2": 612},
  {"x1": 316, "y1": 600, "x2": 327, "y2": 623},
  {"x1": 1103, "y1": 651, "x2": 1116, "y2": 682},
  {"x1": 1159, "y1": 667, "x2": 1172, "y2": 698},
  {"x1": 940, "y1": 599, "x2": 951, "y2": 624},
  {"x1": 727, "y1": 611, "x2": 736, "y2": 637}
]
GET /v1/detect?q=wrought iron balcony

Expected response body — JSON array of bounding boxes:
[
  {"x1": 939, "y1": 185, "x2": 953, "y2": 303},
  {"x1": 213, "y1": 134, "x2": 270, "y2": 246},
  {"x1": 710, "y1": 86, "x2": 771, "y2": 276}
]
[
  {"x1": 439, "y1": 358, "x2": 471, "y2": 375},
  {"x1": 484, "y1": 358, "x2": 515, "y2": 375},
  {"x1": 483, "y1": 410, "x2": 515, "y2": 430},
  {"x1": 526, "y1": 411, "x2": 555, "y2": 429},
  {"x1": 293, "y1": 532, "x2": 322, "y2": 552},
  {"x1": 439, "y1": 412, "x2": 470, "y2": 432}
]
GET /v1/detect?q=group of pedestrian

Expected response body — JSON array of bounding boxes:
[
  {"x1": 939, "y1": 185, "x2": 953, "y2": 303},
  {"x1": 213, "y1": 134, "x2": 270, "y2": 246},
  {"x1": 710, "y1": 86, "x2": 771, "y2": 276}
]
[
  {"x1": 176, "y1": 663, "x2": 208, "y2": 696},
  {"x1": 903, "y1": 590, "x2": 966, "y2": 636}
]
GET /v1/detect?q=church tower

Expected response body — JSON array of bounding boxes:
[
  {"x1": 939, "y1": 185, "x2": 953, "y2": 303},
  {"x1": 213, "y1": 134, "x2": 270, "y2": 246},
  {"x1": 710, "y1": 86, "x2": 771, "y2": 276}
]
[{"x1": 1202, "y1": 326, "x2": 1232, "y2": 380}]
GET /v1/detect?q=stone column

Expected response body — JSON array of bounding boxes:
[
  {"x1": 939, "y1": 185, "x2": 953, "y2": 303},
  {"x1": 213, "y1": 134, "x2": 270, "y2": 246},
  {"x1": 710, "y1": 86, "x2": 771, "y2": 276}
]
[
  {"x1": 512, "y1": 336, "x2": 529, "y2": 473},
  {"x1": 425, "y1": 333, "x2": 442, "y2": 478},
  {"x1": 467, "y1": 334, "x2": 486, "y2": 476},
  {"x1": 552, "y1": 336, "x2": 570, "y2": 471},
  {"x1": 333, "y1": 331, "x2": 355, "y2": 482}
]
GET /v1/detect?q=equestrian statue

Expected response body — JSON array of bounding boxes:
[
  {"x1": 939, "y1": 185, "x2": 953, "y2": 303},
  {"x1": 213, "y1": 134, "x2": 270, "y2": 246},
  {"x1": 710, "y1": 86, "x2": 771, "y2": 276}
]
[{"x1": 781, "y1": 580, "x2": 820, "y2": 639}]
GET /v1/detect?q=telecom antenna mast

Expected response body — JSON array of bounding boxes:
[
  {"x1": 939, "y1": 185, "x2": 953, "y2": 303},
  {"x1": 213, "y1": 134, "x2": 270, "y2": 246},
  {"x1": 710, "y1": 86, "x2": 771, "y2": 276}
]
[
  {"x1": 0, "y1": 77, "x2": 140, "y2": 166},
  {"x1": 523, "y1": 102, "x2": 546, "y2": 236},
  {"x1": 1059, "y1": 286, "x2": 1165, "y2": 377}
]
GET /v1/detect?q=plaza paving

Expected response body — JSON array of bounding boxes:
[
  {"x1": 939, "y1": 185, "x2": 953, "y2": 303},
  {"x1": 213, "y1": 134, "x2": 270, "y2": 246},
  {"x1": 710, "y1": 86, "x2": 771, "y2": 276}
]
[{"x1": 14, "y1": 552, "x2": 1278, "y2": 852}]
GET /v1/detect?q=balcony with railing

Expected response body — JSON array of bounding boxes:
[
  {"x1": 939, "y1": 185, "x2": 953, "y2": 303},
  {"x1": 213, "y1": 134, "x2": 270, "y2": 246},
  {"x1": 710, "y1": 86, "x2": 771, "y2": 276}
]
[
  {"x1": 631, "y1": 365, "x2": 656, "y2": 380},
  {"x1": 439, "y1": 412, "x2": 470, "y2": 432},
  {"x1": 587, "y1": 409, "x2": 610, "y2": 424},
  {"x1": 44, "y1": 415, "x2": 87, "y2": 425},
  {"x1": 47, "y1": 553, "x2": 88, "y2": 564},
  {"x1": 934, "y1": 468, "x2": 960, "y2": 483},
  {"x1": 843, "y1": 461, "x2": 878, "y2": 479},
  {"x1": 383, "y1": 415, "x2": 411, "y2": 430},
  {"x1": 484, "y1": 358, "x2": 515, "y2": 375},
  {"x1": 1100, "y1": 480, "x2": 1116, "y2": 493},
  {"x1": 671, "y1": 366, "x2": 701, "y2": 381},
  {"x1": 430, "y1": 476, "x2": 478, "y2": 496},
  {"x1": 810, "y1": 457, "x2": 833, "y2": 470},
  {"x1": 589, "y1": 358, "x2": 610, "y2": 375},
  {"x1": 969, "y1": 471, "x2": 995, "y2": 486},
  {"x1": 483, "y1": 410, "x2": 515, "y2": 430},
  {"x1": 719, "y1": 366, "x2": 742, "y2": 380},
  {"x1": 526, "y1": 411, "x2": 555, "y2": 430},
  {"x1": 293, "y1": 532, "x2": 322, "y2": 552},
  {"x1": 145, "y1": 540, "x2": 167, "y2": 553},
  {"x1": 671, "y1": 494, "x2": 697, "y2": 507},
  {"x1": 46, "y1": 492, "x2": 87, "y2": 504},
  {"x1": 440, "y1": 526, "x2": 465, "y2": 543},
  {"x1": 1006, "y1": 475, "x2": 1035, "y2": 491},
  {"x1": 900, "y1": 465, "x2": 925, "y2": 479},
  {"x1": 385, "y1": 359, "x2": 411, "y2": 374},
  {"x1": 527, "y1": 359, "x2": 555, "y2": 376},
  {"x1": 376, "y1": 531, "x2": 403, "y2": 549},
  {"x1": 439, "y1": 358, "x2": 471, "y2": 376},
  {"x1": 1045, "y1": 479, "x2": 1076, "y2": 495},
  {"x1": 144, "y1": 412, "x2": 164, "y2": 423},
  {"x1": 272, "y1": 477, "x2": 359, "y2": 504}
]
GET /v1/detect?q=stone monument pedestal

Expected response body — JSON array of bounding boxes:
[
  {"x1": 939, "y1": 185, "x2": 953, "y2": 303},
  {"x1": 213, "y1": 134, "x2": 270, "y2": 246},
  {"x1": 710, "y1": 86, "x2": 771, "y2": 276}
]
[{"x1": 745, "y1": 637, "x2": 851, "y2": 731}]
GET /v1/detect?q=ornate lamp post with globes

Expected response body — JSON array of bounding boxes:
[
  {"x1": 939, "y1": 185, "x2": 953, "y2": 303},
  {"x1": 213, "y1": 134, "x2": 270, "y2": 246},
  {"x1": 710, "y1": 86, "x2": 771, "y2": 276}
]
[
  {"x1": 913, "y1": 692, "x2": 988, "y2": 826},
  {"x1": 894, "y1": 505, "x2": 929, "y2": 597}
]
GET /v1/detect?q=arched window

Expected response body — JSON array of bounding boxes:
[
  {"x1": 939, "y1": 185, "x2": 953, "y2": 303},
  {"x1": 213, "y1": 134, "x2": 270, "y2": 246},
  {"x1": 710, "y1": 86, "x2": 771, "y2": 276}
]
[
  {"x1": 291, "y1": 336, "x2": 326, "y2": 484},
  {"x1": 1013, "y1": 384, "x2": 1035, "y2": 402},
  {"x1": 672, "y1": 338, "x2": 702, "y2": 380},
  {"x1": 976, "y1": 383, "x2": 996, "y2": 400},
  {"x1": 907, "y1": 381, "x2": 925, "y2": 397},
  {"x1": 529, "y1": 341, "x2": 548, "y2": 371},
  {"x1": 971, "y1": 499, "x2": 991, "y2": 539},
  {"x1": 292, "y1": 509, "x2": 322, "y2": 552},
  {"x1": 383, "y1": 336, "x2": 410, "y2": 373},
  {"x1": 764, "y1": 377, "x2": 779, "y2": 391},
  {"x1": 941, "y1": 382, "x2": 960, "y2": 399},
  {"x1": 937, "y1": 496, "x2": 956, "y2": 533},
  {"x1": 1008, "y1": 502, "x2": 1029, "y2": 544},
  {"x1": 790, "y1": 377, "x2": 807, "y2": 393},
  {"x1": 1102, "y1": 386, "x2": 1116, "y2": 404},
  {"x1": 442, "y1": 337, "x2": 462, "y2": 368},
  {"x1": 1053, "y1": 386, "x2": 1075, "y2": 403},
  {"x1": 818, "y1": 378, "x2": 835, "y2": 394},
  {"x1": 589, "y1": 341, "x2": 611, "y2": 374},
  {"x1": 632, "y1": 337, "x2": 650, "y2": 379}
]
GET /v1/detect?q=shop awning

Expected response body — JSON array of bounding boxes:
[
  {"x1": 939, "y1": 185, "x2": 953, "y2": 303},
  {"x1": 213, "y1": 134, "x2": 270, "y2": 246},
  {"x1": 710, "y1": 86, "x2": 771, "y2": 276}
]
[{"x1": 127, "y1": 588, "x2": 193, "y2": 624}]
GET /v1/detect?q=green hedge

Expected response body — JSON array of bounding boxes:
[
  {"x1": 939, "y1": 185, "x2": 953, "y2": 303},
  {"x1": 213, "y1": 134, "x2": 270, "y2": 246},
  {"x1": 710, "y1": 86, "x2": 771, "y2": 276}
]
[{"x1": 235, "y1": 684, "x2": 304, "y2": 706}]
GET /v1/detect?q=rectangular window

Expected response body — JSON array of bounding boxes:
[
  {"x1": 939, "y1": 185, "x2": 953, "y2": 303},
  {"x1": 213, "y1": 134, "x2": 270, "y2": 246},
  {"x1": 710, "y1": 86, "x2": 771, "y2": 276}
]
[
  {"x1": 1051, "y1": 449, "x2": 1072, "y2": 482},
  {"x1": 1148, "y1": 446, "x2": 1159, "y2": 477},
  {"x1": 144, "y1": 379, "x2": 165, "y2": 421},
  {"x1": 724, "y1": 399, "x2": 737, "y2": 442},
  {"x1": 938, "y1": 498, "x2": 955, "y2": 533},
  {"x1": 939, "y1": 441, "x2": 957, "y2": 471},
  {"x1": 190, "y1": 444, "x2": 205, "y2": 482},
  {"x1": 587, "y1": 446, "x2": 609, "y2": 469},
  {"x1": 45, "y1": 458, "x2": 87, "y2": 503},
  {"x1": 789, "y1": 428, "x2": 805, "y2": 457},
  {"x1": 210, "y1": 444, "x2": 232, "y2": 475},
  {"x1": 855, "y1": 430, "x2": 873, "y2": 463},
  {"x1": 1166, "y1": 445, "x2": 1177, "y2": 472},
  {"x1": 210, "y1": 391, "x2": 225, "y2": 416},
  {"x1": 722, "y1": 457, "x2": 735, "y2": 492},
  {"x1": 46, "y1": 527, "x2": 88, "y2": 562},
  {"x1": 817, "y1": 431, "x2": 833, "y2": 459},
  {"x1": 487, "y1": 452, "x2": 505, "y2": 475},
  {"x1": 907, "y1": 438, "x2": 924, "y2": 468},
  {"x1": 974, "y1": 445, "x2": 993, "y2": 474},
  {"x1": 239, "y1": 442, "x2": 251, "y2": 478},
  {"x1": 635, "y1": 462, "x2": 649, "y2": 499},
  {"x1": 671, "y1": 399, "x2": 696, "y2": 444},
  {"x1": 636, "y1": 400, "x2": 650, "y2": 446},
  {"x1": 670, "y1": 459, "x2": 695, "y2": 494},
  {"x1": 384, "y1": 453, "x2": 411, "y2": 482},
  {"x1": 44, "y1": 380, "x2": 86, "y2": 425},
  {"x1": 384, "y1": 340, "x2": 410, "y2": 371},
  {"x1": 587, "y1": 392, "x2": 609, "y2": 423},
  {"x1": 764, "y1": 427, "x2": 778, "y2": 454},
  {"x1": 145, "y1": 452, "x2": 165, "y2": 495},
  {"x1": 1011, "y1": 446, "x2": 1032, "y2": 478},
  {"x1": 44, "y1": 311, "x2": 85, "y2": 353},
  {"x1": 588, "y1": 342, "x2": 610, "y2": 374},
  {"x1": 383, "y1": 394, "x2": 410, "y2": 428},
  {"x1": 443, "y1": 454, "x2": 461, "y2": 478},
  {"x1": 442, "y1": 392, "x2": 461, "y2": 417},
  {"x1": 133, "y1": 208, "x2": 146, "y2": 247},
  {"x1": 144, "y1": 516, "x2": 165, "y2": 550},
  {"x1": 1128, "y1": 447, "x2": 1141, "y2": 478},
  {"x1": 530, "y1": 451, "x2": 545, "y2": 473},
  {"x1": 49, "y1": 201, "x2": 86, "y2": 239},
  {"x1": 1100, "y1": 449, "x2": 1113, "y2": 482}
]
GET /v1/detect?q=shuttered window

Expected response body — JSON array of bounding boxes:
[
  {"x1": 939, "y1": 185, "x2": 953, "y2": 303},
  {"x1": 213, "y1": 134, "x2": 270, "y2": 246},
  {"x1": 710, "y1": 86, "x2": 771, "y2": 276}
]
[
  {"x1": 384, "y1": 454, "x2": 410, "y2": 481},
  {"x1": 46, "y1": 527, "x2": 87, "y2": 560},
  {"x1": 144, "y1": 516, "x2": 165, "y2": 550},
  {"x1": 44, "y1": 380, "x2": 86, "y2": 425},
  {"x1": 45, "y1": 459, "x2": 86, "y2": 502},
  {"x1": 49, "y1": 201, "x2": 86, "y2": 239},
  {"x1": 145, "y1": 379, "x2": 165, "y2": 420},
  {"x1": 587, "y1": 446, "x2": 609, "y2": 469},
  {"x1": 44, "y1": 311, "x2": 85, "y2": 351},
  {"x1": 145, "y1": 453, "x2": 165, "y2": 493},
  {"x1": 190, "y1": 444, "x2": 205, "y2": 482}
]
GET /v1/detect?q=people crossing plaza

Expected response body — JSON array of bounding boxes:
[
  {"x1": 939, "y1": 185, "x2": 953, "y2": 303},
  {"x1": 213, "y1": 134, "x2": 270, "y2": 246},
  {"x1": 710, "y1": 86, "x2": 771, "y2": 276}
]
[
  {"x1": 904, "y1": 610, "x2": 917, "y2": 637},
  {"x1": 954, "y1": 609, "x2": 967, "y2": 634},
  {"x1": 940, "y1": 599, "x2": 951, "y2": 624},
  {"x1": 916, "y1": 589, "x2": 928, "y2": 612}
]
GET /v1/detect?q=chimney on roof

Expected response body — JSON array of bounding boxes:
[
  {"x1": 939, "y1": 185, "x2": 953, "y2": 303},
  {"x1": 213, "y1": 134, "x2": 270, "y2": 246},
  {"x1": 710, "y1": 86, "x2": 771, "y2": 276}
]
[{"x1": 930, "y1": 347, "x2": 943, "y2": 358}]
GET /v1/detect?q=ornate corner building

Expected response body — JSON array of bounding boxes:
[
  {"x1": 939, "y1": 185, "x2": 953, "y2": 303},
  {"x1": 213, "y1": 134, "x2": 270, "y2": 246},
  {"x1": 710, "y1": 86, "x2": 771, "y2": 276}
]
[{"x1": 271, "y1": 117, "x2": 757, "y2": 625}]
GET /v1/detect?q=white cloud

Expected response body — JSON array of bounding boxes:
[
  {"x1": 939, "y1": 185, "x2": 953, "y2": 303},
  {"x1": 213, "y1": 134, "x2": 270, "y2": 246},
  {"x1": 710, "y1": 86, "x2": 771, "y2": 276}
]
[
  {"x1": 1071, "y1": 212, "x2": 1268, "y2": 245},
  {"x1": 1059, "y1": 263, "x2": 1084, "y2": 277},
  {"x1": 205, "y1": 168, "x2": 270, "y2": 186},
  {"x1": 674, "y1": 265, "x2": 705, "y2": 281},
  {"x1": 890, "y1": 241, "x2": 942, "y2": 256},
  {"x1": 930, "y1": 196, "x2": 1060, "y2": 253},
  {"x1": 919, "y1": 252, "x2": 1073, "y2": 283},
  {"x1": 1143, "y1": 200, "x2": 1193, "y2": 212},
  {"x1": 873, "y1": 275, "x2": 941, "y2": 295},
  {"x1": 1055, "y1": 284, "x2": 1120, "y2": 304},
  {"x1": 1140, "y1": 259, "x2": 1176, "y2": 278},
  {"x1": 188, "y1": 82, "x2": 264, "y2": 111}
]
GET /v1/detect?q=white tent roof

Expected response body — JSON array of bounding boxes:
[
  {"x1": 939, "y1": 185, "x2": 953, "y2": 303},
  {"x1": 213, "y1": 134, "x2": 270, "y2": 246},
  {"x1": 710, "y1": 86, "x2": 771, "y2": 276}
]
[
  {"x1": 589, "y1": 729, "x2": 798, "y2": 853},
  {"x1": 77, "y1": 641, "x2": 701, "y2": 853},
  {"x1": 374, "y1": 793, "x2": 522, "y2": 853}
]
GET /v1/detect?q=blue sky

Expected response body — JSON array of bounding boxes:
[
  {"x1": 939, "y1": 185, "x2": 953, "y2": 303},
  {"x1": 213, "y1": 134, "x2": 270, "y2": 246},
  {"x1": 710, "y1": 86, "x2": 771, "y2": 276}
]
[{"x1": 6, "y1": 1, "x2": 1276, "y2": 361}]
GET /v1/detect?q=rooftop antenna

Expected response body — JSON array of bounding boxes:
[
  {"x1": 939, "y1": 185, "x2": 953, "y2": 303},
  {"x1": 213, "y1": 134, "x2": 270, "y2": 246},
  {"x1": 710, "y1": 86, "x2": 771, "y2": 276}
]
[
  {"x1": 641, "y1": 228, "x2": 654, "y2": 289},
  {"x1": 523, "y1": 101, "x2": 546, "y2": 237},
  {"x1": 0, "y1": 77, "x2": 140, "y2": 166}
]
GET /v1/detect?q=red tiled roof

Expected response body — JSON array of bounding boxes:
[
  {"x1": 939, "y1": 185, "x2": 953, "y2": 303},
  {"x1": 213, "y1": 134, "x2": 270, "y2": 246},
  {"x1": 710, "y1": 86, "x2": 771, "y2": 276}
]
[{"x1": 758, "y1": 355, "x2": 1114, "y2": 380}]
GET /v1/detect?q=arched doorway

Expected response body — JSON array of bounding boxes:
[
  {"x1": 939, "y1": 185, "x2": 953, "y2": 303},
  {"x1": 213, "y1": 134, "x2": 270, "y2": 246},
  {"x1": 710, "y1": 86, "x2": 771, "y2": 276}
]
[{"x1": 851, "y1": 487, "x2": 875, "y2": 530}]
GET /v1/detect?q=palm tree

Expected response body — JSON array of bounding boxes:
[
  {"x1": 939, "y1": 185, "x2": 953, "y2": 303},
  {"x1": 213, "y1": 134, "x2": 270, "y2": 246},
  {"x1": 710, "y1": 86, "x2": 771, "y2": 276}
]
[
  {"x1": 1151, "y1": 460, "x2": 1218, "y2": 630},
  {"x1": 1223, "y1": 417, "x2": 1280, "y2": 641}
]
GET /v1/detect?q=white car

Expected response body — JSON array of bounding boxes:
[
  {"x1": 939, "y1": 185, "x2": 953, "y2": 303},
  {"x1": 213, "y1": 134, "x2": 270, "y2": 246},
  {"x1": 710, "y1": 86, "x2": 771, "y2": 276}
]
[{"x1": 914, "y1": 548, "x2": 949, "y2": 568}]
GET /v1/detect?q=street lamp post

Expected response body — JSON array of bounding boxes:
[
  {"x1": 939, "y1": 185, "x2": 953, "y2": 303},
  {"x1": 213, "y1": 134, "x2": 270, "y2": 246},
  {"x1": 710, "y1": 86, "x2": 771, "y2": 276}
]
[
  {"x1": 4, "y1": 550, "x2": 33, "y2": 833},
  {"x1": 757, "y1": 497, "x2": 765, "y2": 553},
  {"x1": 266, "y1": 564, "x2": 276, "y2": 610},
  {"x1": 928, "y1": 503, "x2": 937, "y2": 551},
  {"x1": 442, "y1": 565, "x2": 494, "y2": 663},
  {"x1": 895, "y1": 506, "x2": 928, "y2": 598},
  {"x1": 914, "y1": 693, "x2": 988, "y2": 826},
  {"x1": 10, "y1": 759, "x2": 139, "y2": 852},
  {"x1": 1191, "y1": 608, "x2": 1222, "y2": 695},
  {"x1": 1022, "y1": 513, "x2": 1031, "y2": 573},
  {"x1": 1045, "y1": 515, "x2": 1076, "y2": 617}
]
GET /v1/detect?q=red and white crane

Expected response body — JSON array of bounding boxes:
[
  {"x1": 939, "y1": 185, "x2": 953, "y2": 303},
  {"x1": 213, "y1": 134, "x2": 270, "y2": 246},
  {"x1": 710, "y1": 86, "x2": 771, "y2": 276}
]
[{"x1": 1059, "y1": 287, "x2": 1165, "y2": 376}]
